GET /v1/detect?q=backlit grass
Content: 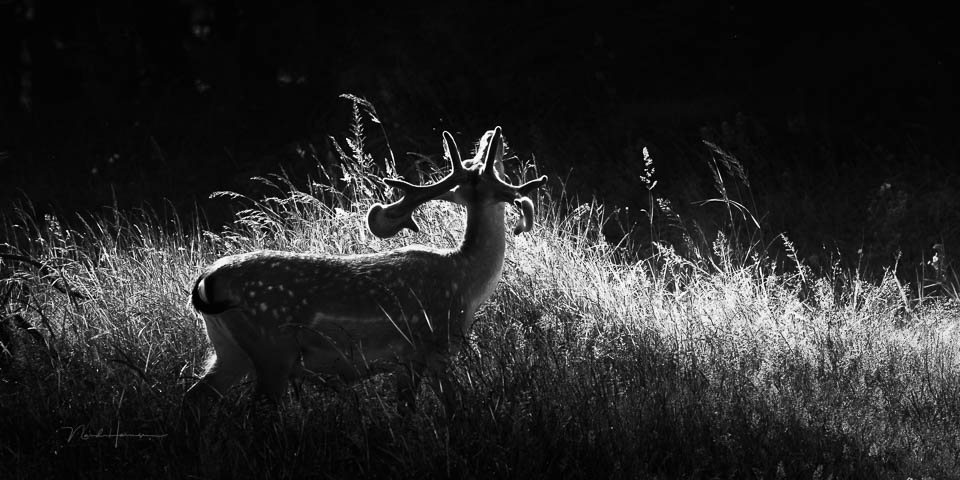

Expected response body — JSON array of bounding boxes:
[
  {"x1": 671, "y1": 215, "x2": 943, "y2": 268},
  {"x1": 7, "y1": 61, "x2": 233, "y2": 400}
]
[{"x1": 2, "y1": 105, "x2": 960, "y2": 479}]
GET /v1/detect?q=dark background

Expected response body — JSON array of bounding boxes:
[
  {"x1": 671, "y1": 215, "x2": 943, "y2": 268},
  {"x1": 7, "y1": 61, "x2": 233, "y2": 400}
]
[{"x1": 2, "y1": 1, "x2": 958, "y2": 274}]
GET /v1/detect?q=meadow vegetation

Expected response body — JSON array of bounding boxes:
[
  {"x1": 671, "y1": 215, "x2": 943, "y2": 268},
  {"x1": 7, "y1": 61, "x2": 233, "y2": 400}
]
[{"x1": 2, "y1": 99, "x2": 960, "y2": 479}]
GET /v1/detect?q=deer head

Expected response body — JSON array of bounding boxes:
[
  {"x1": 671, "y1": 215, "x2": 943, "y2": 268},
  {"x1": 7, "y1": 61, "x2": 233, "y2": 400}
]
[{"x1": 367, "y1": 127, "x2": 547, "y2": 238}]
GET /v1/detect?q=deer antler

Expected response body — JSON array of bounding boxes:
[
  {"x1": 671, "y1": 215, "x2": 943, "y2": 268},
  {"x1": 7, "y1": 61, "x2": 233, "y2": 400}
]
[
  {"x1": 367, "y1": 131, "x2": 466, "y2": 238},
  {"x1": 367, "y1": 127, "x2": 547, "y2": 237},
  {"x1": 481, "y1": 128, "x2": 548, "y2": 234}
]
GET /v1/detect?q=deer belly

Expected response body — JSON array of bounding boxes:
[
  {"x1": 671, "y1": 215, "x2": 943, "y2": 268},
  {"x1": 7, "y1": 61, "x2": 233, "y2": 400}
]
[{"x1": 295, "y1": 318, "x2": 415, "y2": 381}]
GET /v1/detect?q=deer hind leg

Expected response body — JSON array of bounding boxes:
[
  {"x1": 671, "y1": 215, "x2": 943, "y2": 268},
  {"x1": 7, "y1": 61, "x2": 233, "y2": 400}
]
[
  {"x1": 187, "y1": 316, "x2": 251, "y2": 397},
  {"x1": 182, "y1": 314, "x2": 253, "y2": 429},
  {"x1": 248, "y1": 338, "x2": 300, "y2": 402},
  {"x1": 198, "y1": 306, "x2": 302, "y2": 404}
]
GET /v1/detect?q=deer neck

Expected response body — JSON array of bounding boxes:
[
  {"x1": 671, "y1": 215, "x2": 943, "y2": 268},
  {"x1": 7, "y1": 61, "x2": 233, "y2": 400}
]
[{"x1": 455, "y1": 201, "x2": 507, "y2": 304}]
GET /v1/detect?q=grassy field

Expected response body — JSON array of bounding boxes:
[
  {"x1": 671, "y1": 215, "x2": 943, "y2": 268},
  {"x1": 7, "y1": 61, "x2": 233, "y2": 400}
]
[{"x1": 3, "y1": 112, "x2": 960, "y2": 479}]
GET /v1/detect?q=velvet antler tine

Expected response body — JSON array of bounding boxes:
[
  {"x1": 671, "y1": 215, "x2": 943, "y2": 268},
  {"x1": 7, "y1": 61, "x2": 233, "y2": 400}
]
[
  {"x1": 384, "y1": 178, "x2": 421, "y2": 191},
  {"x1": 517, "y1": 175, "x2": 548, "y2": 195},
  {"x1": 443, "y1": 131, "x2": 464, "y2": 173},
  {"x1": 482, "y1": 127, "x2": 503, "y2": 178}
]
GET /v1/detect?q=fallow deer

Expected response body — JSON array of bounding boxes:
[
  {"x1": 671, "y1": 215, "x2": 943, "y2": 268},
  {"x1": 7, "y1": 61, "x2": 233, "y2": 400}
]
[{"x1": 184, "y1": 127, "x2": 546, "y2": 415}]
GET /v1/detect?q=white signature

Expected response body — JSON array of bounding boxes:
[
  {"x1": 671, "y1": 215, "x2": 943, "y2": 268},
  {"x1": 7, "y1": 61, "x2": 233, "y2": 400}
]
[{"x1": 61, "y1": 424, "x2": 167, "y2": 445}]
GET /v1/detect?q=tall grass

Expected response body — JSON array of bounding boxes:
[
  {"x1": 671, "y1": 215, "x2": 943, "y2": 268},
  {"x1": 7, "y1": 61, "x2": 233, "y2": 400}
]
[{"x1": 3, "y1": 102, "x2": 960, "y2": 479}]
